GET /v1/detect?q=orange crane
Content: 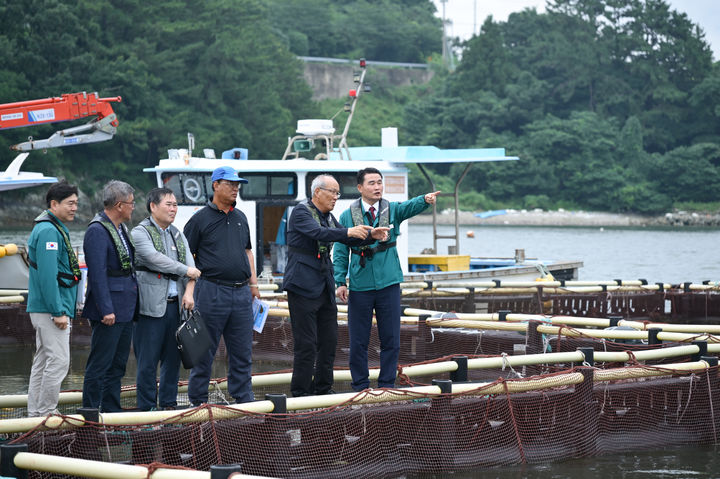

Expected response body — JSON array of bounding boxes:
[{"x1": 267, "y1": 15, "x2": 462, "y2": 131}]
[{"x1": 0, "y1": 92, "x2": 121, "y2": 150}]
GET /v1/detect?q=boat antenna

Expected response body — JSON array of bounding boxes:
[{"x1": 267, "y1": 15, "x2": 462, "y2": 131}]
[
  {"x1": 337, "y1": 58, "x2": 368, "y2": 157},
  {"x1": 187, "y1": 132, "x2": 195, "y2": 158}
]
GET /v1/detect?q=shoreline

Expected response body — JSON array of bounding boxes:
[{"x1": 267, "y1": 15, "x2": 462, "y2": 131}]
[{"x1": 409, "y1": 209, "x2": 720, "y2": 227}]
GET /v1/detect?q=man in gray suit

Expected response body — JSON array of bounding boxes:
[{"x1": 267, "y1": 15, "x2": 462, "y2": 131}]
[{"x1": 131, "y1": 187, "x2": 201, "y2": 410}]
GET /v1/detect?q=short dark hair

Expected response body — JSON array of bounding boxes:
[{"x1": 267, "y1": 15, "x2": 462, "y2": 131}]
[
  {"x1": 357, "y1": 167, "x2": 382, "y2": 185},
  {"x1": 46, "y1": 181, "x2": 78, "y2": 208},
  {"x1": 146, "y1": 187, "x2": 175, "y2": 213}
]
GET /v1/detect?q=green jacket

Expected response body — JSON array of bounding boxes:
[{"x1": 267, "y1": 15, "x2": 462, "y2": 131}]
[
  {"x1": 333, "y1": 195, "x2": 429, "y2": 291},
  {"x1": 26, "y1": 212, "x2": 78, "y2": 318}
]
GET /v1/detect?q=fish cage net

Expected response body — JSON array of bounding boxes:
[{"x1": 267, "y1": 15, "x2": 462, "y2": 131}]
[
  {"x1": 1, "y1": 314, "x2": 710, "y2": 420},
  {"x1": 4, "y1": 365, "x2": 720, "y2": 478}
]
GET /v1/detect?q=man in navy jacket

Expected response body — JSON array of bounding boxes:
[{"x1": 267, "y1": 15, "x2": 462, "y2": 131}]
[
  {"x1": 82, "y1": 180, "x2": 138, "y2": 412},
  {"x1": 282, "y1": 174, "x2": 388, "y2": 397}
]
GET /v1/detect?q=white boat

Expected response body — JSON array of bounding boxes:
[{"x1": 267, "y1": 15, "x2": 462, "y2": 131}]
[{"x1": 0, "y1": 153, "x2": 57, "y2": 192}]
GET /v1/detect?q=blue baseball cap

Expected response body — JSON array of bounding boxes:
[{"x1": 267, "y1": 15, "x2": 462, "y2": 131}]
[{"x1": 211, "y1": 166, "x2": 248, "y2": 183}]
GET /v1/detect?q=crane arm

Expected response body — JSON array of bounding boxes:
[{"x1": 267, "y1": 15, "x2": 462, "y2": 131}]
[{"x1": 0, "y1": 92, "x2": 121, "y2": 151}]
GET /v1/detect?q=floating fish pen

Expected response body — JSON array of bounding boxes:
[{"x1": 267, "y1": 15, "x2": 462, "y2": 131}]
[
  {"x1": 1, "y1": 342, "x2": 720, "y2": 478},
  {"x1": 3, "y1": 283, "x2": 720, "y2": 476},
  {"x1": 2, "y1": 281, "x2": 720, "y2": 350}
]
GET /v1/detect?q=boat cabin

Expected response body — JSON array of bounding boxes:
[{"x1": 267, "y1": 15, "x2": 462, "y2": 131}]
[{"x1": 144, "y1": 143, "x2": 518, "y2": 280}]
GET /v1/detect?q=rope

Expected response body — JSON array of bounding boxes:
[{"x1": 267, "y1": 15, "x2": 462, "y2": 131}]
[
  {"x1": 207, "y1": 405, "x2": 223, "y2": 466},
  {"x1": 503, "y1": 380, "x2": 526, "y2": 464},
  {"x1": 625, "y1": 350, "x2": 639, "y2": 366},
  {"x1": 500, "y1": 352, "x2": 524, "y2": 379},
  {"x1": 707, "y1": 369, "x2": 717, "y2": 443},
  {"x1": 396, "y1": 366, "x2": 412, "y2": 386},
  {"x1": 473, "y1": 330, "x2": 484, "y2": 355},
  {"x1": 676, "y1": 374, "x2": 695, "y2": 424},
  {"x1": 139, "y1": 462, "x2": 197, "y2": 477}
]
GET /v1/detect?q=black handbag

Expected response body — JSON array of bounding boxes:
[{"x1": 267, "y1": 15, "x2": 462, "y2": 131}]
[{"x1": 176, "y1": 309, "x2": 212, "y2": 369}]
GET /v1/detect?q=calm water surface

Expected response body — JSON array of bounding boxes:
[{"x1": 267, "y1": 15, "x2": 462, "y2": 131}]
[
  {"x1": 2, "y1": 224, "x2": 720, "y2": 477},
  {"x1": 408, "y1": 224, "x2": 720, "y2": 284}
]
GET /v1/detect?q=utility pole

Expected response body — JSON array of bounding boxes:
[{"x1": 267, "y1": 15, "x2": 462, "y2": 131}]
[
  {"x1": 440, "y1": 0, "x2": 448, "y2": 68},
  {"x1": 473, "y1": 0, "x2": 477, "y2": 36}
]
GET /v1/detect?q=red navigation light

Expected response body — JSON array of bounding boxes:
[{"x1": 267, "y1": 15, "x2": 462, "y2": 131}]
[
  {"x1": 349, "y1": 89, "x2": 357, "y2": 97},
  {"x1": 359, "y1": 58, "x2": 366, "y2": 68}
]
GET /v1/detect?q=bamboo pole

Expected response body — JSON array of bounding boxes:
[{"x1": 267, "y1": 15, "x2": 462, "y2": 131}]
[
  {"x1": 13, "y1": 452, "x2": 204, "y2": 479},
  {"x1": 100, "y1": 400, "x2": 276, "y2": 426},
  {"x1": 0, "y1": 289, "x2": 27, "y2": 296},
  {"x1": 12, "y1": 452, "x2": 274, "y2": 479},
  {"x1": 403, "y1": 307, "x2": 720, "y2": 335},
  {"x1": 594, "y1": 360, "x2": 711, "y2": 381},
  {"x1": 620, "y1": 320, "x2": 720, "y2": 335},
  {"x1": 0, "y1": 295, "x2": 24, "y2": 303}
]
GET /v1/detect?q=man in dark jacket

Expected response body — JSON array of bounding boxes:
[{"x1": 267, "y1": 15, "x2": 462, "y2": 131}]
[
  {"x1": 282, "y1": 174, "x2": 388, "y2": 397},
  {"x1": 82, "y1": 180, "x2": 138, "y2": 412}
]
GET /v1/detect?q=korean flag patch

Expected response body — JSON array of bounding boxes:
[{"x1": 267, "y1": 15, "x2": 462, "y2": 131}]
[{"x1": 46, "y1": 242, "x2": 58, "y2": 250}]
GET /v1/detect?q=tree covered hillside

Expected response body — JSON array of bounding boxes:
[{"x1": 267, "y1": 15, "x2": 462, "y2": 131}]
[{"x1": 400, "y1": 0, "x2": 720, "y2": 213}]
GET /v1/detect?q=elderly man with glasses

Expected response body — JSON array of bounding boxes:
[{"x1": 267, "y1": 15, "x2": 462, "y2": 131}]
[
  {"x1": 282, "y1": 174, "x2": 389, "y2": 397},
  {"x1": 82, "y1": 180, "x2": 139, "y2": 412}
]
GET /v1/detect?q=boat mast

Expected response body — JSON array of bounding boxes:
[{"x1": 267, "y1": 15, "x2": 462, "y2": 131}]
[
  {"x1": 281, "y1": 58, "x2": 369, "y2": 161},
  {"x1": 336, "y1": 58, "x2": 368, "y2": 160}
]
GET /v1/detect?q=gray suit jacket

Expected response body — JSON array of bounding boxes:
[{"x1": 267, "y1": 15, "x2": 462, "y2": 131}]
[{"x1": 131, "y1": 217, "x2": 195, "y2": 318}]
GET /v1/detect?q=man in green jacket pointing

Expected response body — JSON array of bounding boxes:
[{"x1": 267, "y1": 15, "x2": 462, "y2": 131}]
[
  {"x1": 334, "y1": 167, "x2": 439, "y2": 391},
  {"x1": 26, "y1": 180, "x2": 81, "y2": 416}
]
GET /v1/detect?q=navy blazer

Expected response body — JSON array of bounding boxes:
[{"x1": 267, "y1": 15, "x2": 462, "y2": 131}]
[
  {"x1": 282, "y1": 201, "x2": 369, "y2": 302},
  {"x1": 81, "y1": 212, "x2": 138, "y2": 323}
]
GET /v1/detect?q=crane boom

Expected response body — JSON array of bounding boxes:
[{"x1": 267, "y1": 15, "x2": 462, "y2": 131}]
[{"x1": 0, "y1": 92, "x2": 121, "y2": 151}]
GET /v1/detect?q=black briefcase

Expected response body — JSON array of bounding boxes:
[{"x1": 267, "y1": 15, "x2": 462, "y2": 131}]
[{"x1": 176, "y1": 309, "x2": 212, "y2": 369}]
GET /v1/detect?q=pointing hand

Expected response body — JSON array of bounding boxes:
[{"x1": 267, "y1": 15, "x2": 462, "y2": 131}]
[{"x1": 424, "y1": 191, "x2": 441, "y2": 204}]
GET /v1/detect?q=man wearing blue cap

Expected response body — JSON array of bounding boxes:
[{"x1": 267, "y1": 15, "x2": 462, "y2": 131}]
[{"x1": 183, "y1": 166, "x2": 260, "y2": 405}]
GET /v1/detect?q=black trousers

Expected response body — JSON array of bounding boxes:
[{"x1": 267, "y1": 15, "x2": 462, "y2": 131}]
[{"x1": 287, "y1": 288, "x2": 338, "y2": 396}]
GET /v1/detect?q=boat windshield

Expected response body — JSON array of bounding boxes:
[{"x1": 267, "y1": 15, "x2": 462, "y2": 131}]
[{"x1": 161, "y1": 172, "x2": 300, "y2": 205}]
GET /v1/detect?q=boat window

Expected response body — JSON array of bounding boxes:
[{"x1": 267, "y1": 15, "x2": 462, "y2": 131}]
[
  {"x1": 161, "y1": 172, "x2": 211, "y2": 205},
  {"x1": 306, "y1": 173, "x2": 360, "y2": 199},
  {"x1": 239, "y1": 173, "x2": 297, "y2": 199}
]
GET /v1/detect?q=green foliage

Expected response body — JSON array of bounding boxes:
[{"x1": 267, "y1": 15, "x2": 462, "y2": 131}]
[
  {"x1": 397, "y1": 0, "x2": 720, "y2": 215},
  {"x1": 265, "y1": 0, "x2": 441, "y2": 62},
  {"x1": 0, "y1": 0, "x2": 318, "y2": 193}
]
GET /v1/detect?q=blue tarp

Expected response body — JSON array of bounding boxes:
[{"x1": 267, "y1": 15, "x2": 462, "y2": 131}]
[{"x1": 475, "y1": 210, "x2": 507, "y2": 219}]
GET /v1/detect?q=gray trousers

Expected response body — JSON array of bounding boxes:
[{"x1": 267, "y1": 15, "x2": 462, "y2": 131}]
[{"x1": 27, "y1": 313, "x2": 70, "y2": 416}]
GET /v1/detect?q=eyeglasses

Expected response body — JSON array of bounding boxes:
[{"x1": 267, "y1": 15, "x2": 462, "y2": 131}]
[
  {"x1": 319, "y1": 187, "x2": 341, "y2": 198},
  {"x1": 221, "y1": 181, "x2": 241, "y2": 190},
  {"x1": 118, "y1": 200, "x2": 136, "y2": 208}
]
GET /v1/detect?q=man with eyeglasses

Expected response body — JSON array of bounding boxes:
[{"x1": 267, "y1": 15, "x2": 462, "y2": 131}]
[
  {"x1": 82, "y1": 180, "x2": 139, "y2": 412},
  {"x1": 26, "y1": 181, "x2": 80, "y2": 416},
  {"x1": 283, "y1": 174, "x2": 389, "y2": 397},
  {"x1": 131, "y1": 187, "x2": 200, "y2": 411},
  {"x1": 334, "y1": 167, "x2": 440, "y2": 392},
  {"x1": 183, "y1": 166, "x2": 260, "y2": 406}
]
